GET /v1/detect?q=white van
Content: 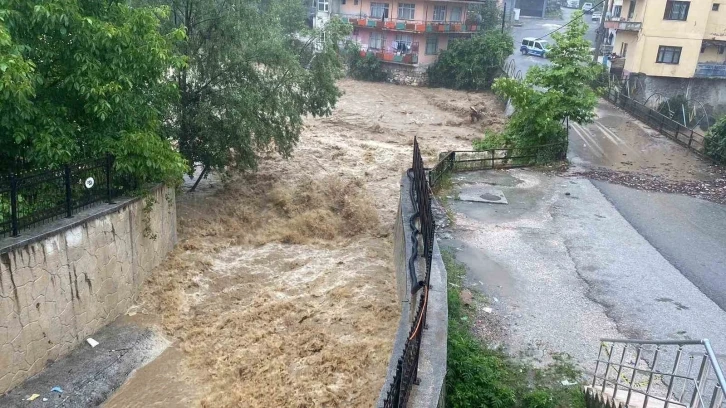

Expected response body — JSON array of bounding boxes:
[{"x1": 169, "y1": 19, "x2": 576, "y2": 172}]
[
  {"x1": 582, "y1": 2, "x2": 594, "y2": 13},
  {"x1": 566, "y1": 0, "x2": 579, "y2": 8},
  {"x1": 520, "y1": 38, "x2": 549, "y2": 58}
]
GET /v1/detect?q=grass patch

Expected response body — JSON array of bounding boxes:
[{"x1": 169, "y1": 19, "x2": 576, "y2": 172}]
[{"x1": 443, "y1": 250, "x2": 586, "y2": 408}]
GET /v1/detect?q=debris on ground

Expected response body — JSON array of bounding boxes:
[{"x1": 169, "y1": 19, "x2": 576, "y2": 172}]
[
  {"x1": 51, "y1": 386, "x2": 63, "y2": 394},
  {"x1": 461, "y1": 289, "x2": 474, "y2": 306},
  {"x1": 27, "y1": 394, "x2": 40, "y2": 401},
  {"x1": 87, "y1": 338, "x2": 99, "y2": 348},
  {"x1": 573, "y1": 168, "x2": 726, "y2": 205}
]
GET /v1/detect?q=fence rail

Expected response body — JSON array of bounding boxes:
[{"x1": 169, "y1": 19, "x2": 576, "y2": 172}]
[
  {"x1": 429, "y1": 142, "x2": 568, "y2": 190},
  {"x1": 600, "y1": 82, "x2": 712, "y2": 157},
  {"x1": 592, "y1": 338, "x2": 726, "y2": 408},
  {"x1": 382, "y1": 137, "x2": 435, "y2": 407},
  {"x1": 0, "y1": 155, "x2": 123, "y2": 238}
]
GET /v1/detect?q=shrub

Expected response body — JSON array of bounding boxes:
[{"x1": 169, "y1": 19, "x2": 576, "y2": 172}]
[
  {"x1": 427, "y1": 31, "x2": 513, "y2": 91},
  {"x1": 344, "y1": 42, "x2": 388, "y2": 82},
  {"x1": 705, "y1": 115, "x2": 726, "y2": 164}
]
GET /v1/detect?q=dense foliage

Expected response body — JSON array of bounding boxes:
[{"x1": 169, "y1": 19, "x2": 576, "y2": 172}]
[
  {"x1": 0, "y1": 0, "x2": 187, "y2": 182},
  {"x1": 480, "y1": 13, "x2": 598, "y2": 150},
  {"x1": 427, "y1": 31, "x2": 513, "y2": 91},
  {"x1": 466, "y1": 1, "x2": 501, "y2": 30},
  {"x1": 140, "y1": 0, "x2": 351, "y2": 177},
  {"x1": 344, "y1": 42, "x2": 388, "y2": 82},
  {"x1": 705, "y1": 115, "x2": 726, "y2": 164},
  {"x1": 443, "y1": 250, "x2": 585, "y2": 408}
]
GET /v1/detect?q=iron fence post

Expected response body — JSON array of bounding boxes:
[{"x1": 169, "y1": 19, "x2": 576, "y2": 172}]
[
  {"x1": 674, "y1": 126, "x2": 680, "y2": 144},
  {"x1": 688, "y1": 130, "x2": 694, "y2": 148},
  {"x1": 10, "y1": 173, "x2": 19, "y2": 237},
  {"x1": 106, "y1": 154, "x2": 114, "y2": 204},
  {"x1": 64, "y1": 164, "x2": 73, "y2": 218}
]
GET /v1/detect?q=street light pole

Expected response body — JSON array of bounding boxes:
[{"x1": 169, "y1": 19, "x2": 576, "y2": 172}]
[
  {"x1": 593, "y1": 0, "x2": 609, "y2": 62},
  {"x1": 502, "y1": 1, "x2": 507, "y2": 33}
]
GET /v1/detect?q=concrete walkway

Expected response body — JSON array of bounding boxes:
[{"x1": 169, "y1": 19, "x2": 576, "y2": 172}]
[{"x1": 440, "y1": 169, "x2": 726, "y2": 369}]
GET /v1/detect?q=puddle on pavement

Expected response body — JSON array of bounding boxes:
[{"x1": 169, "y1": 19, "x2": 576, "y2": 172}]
[
  {"x1": 103, "y1": 346, "x2": 202, "y2": 408},
  {"x1": 443, "y1": 239, "x2": 516, "y2": 298}
]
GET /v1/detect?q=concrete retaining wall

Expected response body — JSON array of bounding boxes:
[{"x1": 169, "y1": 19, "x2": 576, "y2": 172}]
[
  {"x1": 376, "y1": 175, "x2": 448, "y2": 407},
  {"x1": 383, "y1": 64, "x2": 429, "y2": 86},
  {"x1": 629, "y1": 73, "x2": 726, "y2": 121},
  {"x1": 0, "y1": 185, "x2": 177, "y2": 394}
]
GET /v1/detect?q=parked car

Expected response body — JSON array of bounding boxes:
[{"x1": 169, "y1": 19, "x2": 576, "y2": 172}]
[
  {"x1": 566, "y1": 0, "x2": 580, "y2": 8},
  {"x1": 582, "y1": 2, "x2": 594, "y2": 13},
  {"x1": 520, "y1": 38, "x2": 549, "y2": 58},
  {"x1": 591, "y1": 11, "x2": 602, "y2": 21}
]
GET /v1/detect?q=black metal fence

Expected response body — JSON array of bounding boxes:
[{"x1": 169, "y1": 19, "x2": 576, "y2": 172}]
[
  {"x1": 0, "y1": 156, "x2": 122, "y2": 238},
  {"x1": 429, "y1": 142, "x2": 568, "y2": 189},
  {"x1": 600, "y1": 84, "x2": 708, "y2": 152},
  {"x1": 382, "y1": 137, "x2": 435, "y2": 407}
]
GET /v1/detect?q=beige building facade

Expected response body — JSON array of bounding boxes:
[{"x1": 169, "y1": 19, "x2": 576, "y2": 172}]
[{"x1": 606, "y1": 0, "x2": 726, "y2": 79}]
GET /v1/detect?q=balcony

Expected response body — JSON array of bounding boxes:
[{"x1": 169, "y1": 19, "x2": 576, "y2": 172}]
[
  {"x1": 694, "y1": 63, "x2": 726, "y2": 78},
  {"x1": 604, "y1": 18, "x2": 642, "y2": 31},
  {"x1": 360, "y1": 48, "x2": 419, "y2": 65},
  {"x1": 337, "y1": 14, "x2": 481, "y2": 34}
]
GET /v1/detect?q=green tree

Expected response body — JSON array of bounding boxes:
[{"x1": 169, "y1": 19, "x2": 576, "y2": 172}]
[
  {"x1": 489, "y1": 12, "x2": 599, "y2": 148},
  {"x1": 344, "y1": 42, "x2": 388, "y2": 82},
  {"x1": 143, "y1": 0, "x2": 351, "y2": 184},
  {"x1": 427, "y1": 31, "x2": 513, "y2": 91},
  {"x1": 0, "y1": 1, "x2": 187, "y2": 182},
  {"x1": 466, "y1": 1, "x2": 500, "y2": 30},
  {"x1": 705, "y1": 115, "x2": 726, "y2": 164}
]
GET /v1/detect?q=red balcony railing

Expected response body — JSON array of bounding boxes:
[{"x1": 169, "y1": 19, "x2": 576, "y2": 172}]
[{"x1": 359, "y1": 41, "x2": 420, "y2": 65}]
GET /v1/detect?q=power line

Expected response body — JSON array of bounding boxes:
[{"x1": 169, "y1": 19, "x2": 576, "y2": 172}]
[{"x1": 535, "y1": 0, "x2": 606, "y2": 40}]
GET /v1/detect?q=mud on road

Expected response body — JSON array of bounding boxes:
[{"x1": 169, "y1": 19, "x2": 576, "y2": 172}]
[{"x1": 105, "y1": 79, "x2": 505, "y2": 407}]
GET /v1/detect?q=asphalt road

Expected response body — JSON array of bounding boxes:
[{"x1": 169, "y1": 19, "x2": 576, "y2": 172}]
[
  {"x1": 593, "y1": 181, "x2": 726, "y2": 310},
  {"x1": 505, "y1": 9, "x2": 726, "y2": 315},
  {"x1": 509, "y1": 7, "x2": 598, "y2": 76}
]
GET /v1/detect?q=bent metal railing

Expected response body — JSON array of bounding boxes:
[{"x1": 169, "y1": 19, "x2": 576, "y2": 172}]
[
  {"x1": 382, "y1": 137, "x2": 435, "y2": 407},
  {"x1": 591, "y1": 338, "x2": 726, "y2": 408}
]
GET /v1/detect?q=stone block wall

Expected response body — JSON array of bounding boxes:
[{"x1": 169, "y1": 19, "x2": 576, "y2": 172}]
[
  {"x1": 383, "y1": 64, "x2": 429, "y2": 87},
  {"x1": 0, "y1": 185, "x2": 176, "y2": 394}
]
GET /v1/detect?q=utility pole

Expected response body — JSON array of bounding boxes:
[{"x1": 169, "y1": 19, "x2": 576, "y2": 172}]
[
  {"x1": 593, "y1": 0, "x2": 609, "y2": 62},
  {"x1": 502, "y1": 1, "x2": 507, "y2": 33}
]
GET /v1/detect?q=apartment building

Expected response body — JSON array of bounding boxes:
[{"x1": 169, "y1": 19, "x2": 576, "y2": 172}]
[
  {"x1": 605, "y1": 0, "x2": 726, "y2": 115},
  {"x1": 606, "y1": 0, "x2": 726, "y2": 78},
  {"x1": 328, "y1": 0, "x2": 489, "y2": 67}
]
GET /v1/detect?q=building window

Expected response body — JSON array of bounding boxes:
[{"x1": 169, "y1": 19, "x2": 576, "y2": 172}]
[
  {"x1": 341, "y1": 0, "x2": 346, "y2": 4},
  {"x1": 370, "y1": 32, "x2": 385, "y2": 49},
  {"x1": 627, "y1": 0, "x2": 636, "y2": 18},
  {"x1": 433, "y1": 5, "x2": 447, "y2": 21},
  {"x1": 620, "y1": 42, "x2": 628, "y2": 57},
  {"x1": 354, "y1": 0, "x2": 358, "y2": 4},
  {"x1": 394, "y1": 33, "x2": 413, "y2": 52},
  {"x1": 613, "y1": 5, "x2": 622, "y2": 17},
  {"x1": 398, "y1": 3, "x2": 415, "y2": 20},
  {"x1": 719, "y1": 46, "x2": 725, "y2": 54},
  {"x1": 371, "y1": 2, "x2": 390, "y2": 19},
  {"x1": 450, "y1": 6, "x2": 463, "y2": 22},
  {"x1": 656, "y1": 46, "x2": 682, "y2": 64},
  {"x1": 663, "y1": 1, "x2": 689, "y2": 20},
  {"x1": 713, "y1": 3, "x2": 720, "y2": 10},
  {"x1": 425, "y1": 36, "x2": 438, "y2": 54},
  {"x1": 701, "y1": 45, "x2": 705, "y2": 53},
  {"x1": 318, "y1": 0, "x2": 329, "y2": 12}
]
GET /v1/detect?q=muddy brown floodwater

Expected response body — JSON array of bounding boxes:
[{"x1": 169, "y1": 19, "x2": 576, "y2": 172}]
[{"x1": 103, "y1": 79, "x2": 505, "y2": 408}]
